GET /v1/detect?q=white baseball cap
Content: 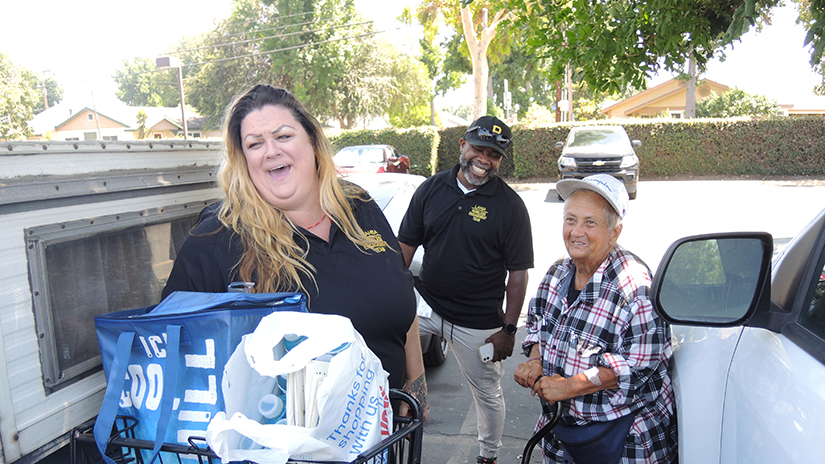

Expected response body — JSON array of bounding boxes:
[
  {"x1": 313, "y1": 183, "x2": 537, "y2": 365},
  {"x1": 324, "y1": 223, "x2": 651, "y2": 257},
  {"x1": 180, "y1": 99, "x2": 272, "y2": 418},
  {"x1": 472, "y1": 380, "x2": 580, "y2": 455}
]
[{"x1": 556, "y1": 174, "x2": 629, "y2": 218}]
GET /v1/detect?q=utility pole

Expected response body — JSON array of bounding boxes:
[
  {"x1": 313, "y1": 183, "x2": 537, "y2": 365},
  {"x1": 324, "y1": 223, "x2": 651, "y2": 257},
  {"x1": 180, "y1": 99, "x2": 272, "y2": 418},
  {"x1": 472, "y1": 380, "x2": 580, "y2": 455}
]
[
  {"x1": 41, "y1": 79, "x2": 49, "y2": 110},
  {"x1": 156, "y1": 56, "x2": 188, "y2": 140},
  {"x1": 41, "y1": 70, "x2": 51, "y2": 110}
]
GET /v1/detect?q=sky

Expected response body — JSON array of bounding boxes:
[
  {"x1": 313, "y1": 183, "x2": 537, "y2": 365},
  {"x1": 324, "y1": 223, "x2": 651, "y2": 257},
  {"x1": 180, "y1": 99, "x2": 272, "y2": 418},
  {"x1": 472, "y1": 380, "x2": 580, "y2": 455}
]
[{"x1": 2, "y1": 1, "x2": 823, "y2": 112}]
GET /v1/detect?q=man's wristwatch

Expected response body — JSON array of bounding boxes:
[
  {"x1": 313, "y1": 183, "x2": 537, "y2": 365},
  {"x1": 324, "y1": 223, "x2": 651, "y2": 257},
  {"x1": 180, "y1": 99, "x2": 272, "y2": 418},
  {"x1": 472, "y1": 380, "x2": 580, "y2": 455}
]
[{"x1": 503, "y1": 323, "x2": 517, "y2": 335}]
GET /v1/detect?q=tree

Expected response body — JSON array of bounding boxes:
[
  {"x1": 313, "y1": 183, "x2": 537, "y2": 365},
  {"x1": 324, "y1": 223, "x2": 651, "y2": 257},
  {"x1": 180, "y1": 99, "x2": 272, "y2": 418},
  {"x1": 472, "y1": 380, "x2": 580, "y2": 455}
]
[
  {"x1": 0, "y1": 53, "x2": 41, "y2": 140},
  {"x1": 791, "y1": 0, "x2": 825, "y2": 94},
  {"x1": 387, "y1": 49, "x2": 433, "y2": 128},
  {"x1": 181, "y1": 0, "x2": 414, "y2": 128},
  {"x1": 31, "y1": 73, "x2": 63, "y2": 114},
  {"x1": 135, "y1": 110, "x2": 150, "y2": 139},
  {"x1": 413, "y1": 0, "x2": 516, "y2": 121},
  {"x1": 113, "y1": 0, "x2": 429, "y2": 128},
  {"x1": 114, "y1": 57, "x2": 169, "y2": 106},
  {"x1": 488, "y1": 39, "x2": 555, "y2": 119},
  {"x1": 695, "y1": 87, "x2": 778, "y2": 117},
  {"x1": 411, "y1": 28, "x2": 467, "y2": 125},
  {"x1": 504, "y1": 0, "x2": 781, "y2": 100}
]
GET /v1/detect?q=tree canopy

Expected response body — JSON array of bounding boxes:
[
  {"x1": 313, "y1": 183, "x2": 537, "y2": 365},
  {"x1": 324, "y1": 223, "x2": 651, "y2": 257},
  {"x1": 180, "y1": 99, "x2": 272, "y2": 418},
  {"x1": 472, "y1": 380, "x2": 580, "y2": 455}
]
[
  {"x1": 503, "y1": 0, "x2": 781, "y2": 95},
  {"x1": 411, "y1": 0, "x2": 517, "y2": 120},
  {"x1": 111, "y1": 0, "x2": 431, "y2": 129},
  {"x1": 695, "y1": 87, "x2": 779, "y2": 117},
  {"x1": 1, "y1": 53, "x2": 47, "y2": 140}
]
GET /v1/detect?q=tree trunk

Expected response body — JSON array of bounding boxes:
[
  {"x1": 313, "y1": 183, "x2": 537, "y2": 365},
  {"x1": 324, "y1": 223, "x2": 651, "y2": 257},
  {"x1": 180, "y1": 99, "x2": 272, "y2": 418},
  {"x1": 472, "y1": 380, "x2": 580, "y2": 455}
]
[
  {"x1": 430, "y1": 97, "x2": 436, "y2": 126},
  {"x1": 460, "y1": 6, "x2": 504, "y2": 122},
  {"x1": 555, "y1": 80, "x2": 562, "y2": 123},
  {"x1": 685, "y1": 52, "x2": 697, "y2": 119}
]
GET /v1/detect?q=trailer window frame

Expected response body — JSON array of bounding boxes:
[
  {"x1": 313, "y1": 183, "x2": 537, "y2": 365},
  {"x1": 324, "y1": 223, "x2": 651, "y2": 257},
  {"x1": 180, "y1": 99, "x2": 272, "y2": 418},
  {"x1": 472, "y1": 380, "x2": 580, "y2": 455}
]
[{"x1": 25, "y1": 202, "x2": 208, "y2": 392}]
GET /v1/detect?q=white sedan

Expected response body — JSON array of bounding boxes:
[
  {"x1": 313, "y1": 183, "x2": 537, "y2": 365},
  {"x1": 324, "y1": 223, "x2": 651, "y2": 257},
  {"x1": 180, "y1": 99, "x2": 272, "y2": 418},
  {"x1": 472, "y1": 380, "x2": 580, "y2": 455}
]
[{"x1": 344, "y1": 173, "x2": 449, "y2": 366}]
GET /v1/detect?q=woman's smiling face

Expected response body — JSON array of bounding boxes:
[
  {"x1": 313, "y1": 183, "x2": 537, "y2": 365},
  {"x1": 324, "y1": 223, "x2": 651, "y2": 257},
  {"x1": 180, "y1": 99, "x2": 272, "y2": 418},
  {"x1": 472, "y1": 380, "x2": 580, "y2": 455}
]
[{"x1": 240, "y1": 104, "x2": 319, "y2": 213}]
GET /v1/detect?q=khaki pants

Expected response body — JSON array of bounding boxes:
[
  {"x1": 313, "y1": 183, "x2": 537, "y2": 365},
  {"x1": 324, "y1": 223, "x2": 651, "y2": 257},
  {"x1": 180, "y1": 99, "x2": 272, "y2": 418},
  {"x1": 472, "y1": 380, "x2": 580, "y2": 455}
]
[{"x1": 419, "y1": 311, "x2": 505, "y2": 459}]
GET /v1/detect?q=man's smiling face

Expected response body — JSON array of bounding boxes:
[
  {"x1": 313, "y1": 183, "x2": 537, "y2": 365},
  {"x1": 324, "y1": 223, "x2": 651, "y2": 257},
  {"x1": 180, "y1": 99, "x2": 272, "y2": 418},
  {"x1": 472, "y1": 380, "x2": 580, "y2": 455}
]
[{"x1": 458, "y1": 139, "x2": 502, "y2": 188}]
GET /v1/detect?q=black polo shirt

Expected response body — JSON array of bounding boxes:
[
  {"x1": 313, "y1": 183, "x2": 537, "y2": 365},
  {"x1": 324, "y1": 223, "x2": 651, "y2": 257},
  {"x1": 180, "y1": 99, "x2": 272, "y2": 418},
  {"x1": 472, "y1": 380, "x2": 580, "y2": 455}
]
[
  {"x1": 398, "y1": 164, "x2": 533, "y2": 329},
  {"x1": 162, "y1": 190, "x2": 416, "y2": 389}
]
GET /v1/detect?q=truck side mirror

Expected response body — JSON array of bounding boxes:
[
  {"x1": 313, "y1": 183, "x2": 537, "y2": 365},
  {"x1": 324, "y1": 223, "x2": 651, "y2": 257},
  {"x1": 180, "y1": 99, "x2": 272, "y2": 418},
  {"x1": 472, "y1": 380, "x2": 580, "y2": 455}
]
[{"x1": 651, "y1": 233, "x2": 772, "y2": 326}]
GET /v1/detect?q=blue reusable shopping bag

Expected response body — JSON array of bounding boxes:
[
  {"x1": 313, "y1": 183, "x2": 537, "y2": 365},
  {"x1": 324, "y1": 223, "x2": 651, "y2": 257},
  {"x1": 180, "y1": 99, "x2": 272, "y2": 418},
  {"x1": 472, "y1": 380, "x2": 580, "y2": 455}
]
[{"x1": 93, "y1": 291, "x2": 308, "y2": 464}]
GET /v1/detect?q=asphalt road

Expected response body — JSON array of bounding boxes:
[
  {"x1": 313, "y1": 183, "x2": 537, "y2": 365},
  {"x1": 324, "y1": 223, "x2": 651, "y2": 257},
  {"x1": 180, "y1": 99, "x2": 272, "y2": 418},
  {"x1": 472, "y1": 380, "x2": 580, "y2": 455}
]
[{"x1": 420, "y1": 178, "x2": 825, "y2": 464}]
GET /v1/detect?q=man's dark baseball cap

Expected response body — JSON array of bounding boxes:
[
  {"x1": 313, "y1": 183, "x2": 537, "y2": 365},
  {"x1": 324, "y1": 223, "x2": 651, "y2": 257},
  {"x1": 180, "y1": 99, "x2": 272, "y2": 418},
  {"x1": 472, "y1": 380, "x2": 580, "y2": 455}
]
[{"x1": 463, "y1": 116, "x2": 512, "y2": 157}]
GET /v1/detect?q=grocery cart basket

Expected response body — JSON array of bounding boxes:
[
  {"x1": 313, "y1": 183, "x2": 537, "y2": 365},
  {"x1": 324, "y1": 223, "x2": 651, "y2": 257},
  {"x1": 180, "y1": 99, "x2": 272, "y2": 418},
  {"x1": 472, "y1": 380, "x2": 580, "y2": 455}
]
[{"x1": 71, "y1": 389, "x2": 422, "y2": 464}]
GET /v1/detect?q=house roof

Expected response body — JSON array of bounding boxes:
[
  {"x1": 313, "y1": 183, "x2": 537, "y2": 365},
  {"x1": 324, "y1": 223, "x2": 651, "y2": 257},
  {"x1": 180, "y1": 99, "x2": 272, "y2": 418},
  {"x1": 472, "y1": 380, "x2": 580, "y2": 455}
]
[
  {"x1": 601, "y1": 78, "x2": 730, "y2": 116},
  {"x1": 52, "y1": 107, "x2": 132, "y2": 130},
  {"x1": 29, "y1": 103, "x2": 213, "y2": 136}
]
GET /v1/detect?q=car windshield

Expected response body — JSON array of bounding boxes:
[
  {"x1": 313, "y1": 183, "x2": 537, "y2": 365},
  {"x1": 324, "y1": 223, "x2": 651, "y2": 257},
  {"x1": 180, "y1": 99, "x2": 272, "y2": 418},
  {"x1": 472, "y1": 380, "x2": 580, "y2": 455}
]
[
  {"x1": 568, "y1": 129, "x2": 630, "y2": 149},
  {"x1": 334, "y1": 147, "x2": 385, "y2": 164}
]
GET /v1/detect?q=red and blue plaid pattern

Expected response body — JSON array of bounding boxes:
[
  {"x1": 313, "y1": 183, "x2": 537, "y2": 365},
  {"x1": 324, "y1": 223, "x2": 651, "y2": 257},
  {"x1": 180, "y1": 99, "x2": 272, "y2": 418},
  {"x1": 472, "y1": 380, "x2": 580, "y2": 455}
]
[{"x1": 524, "y1": 245, "x2": 677, "y2": 464}]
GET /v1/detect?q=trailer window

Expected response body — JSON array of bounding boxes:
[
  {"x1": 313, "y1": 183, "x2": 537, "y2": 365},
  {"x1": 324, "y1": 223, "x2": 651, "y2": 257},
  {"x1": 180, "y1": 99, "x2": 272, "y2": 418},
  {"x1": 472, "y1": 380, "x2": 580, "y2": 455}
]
[{"x1": 26, "y1": 204, "x2": 205, "y2": 392}]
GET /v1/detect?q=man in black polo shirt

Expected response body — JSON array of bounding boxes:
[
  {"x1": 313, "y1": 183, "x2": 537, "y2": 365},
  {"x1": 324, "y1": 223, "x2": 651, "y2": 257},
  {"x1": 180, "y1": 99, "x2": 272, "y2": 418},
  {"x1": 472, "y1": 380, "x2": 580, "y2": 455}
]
[{"x1": 398, "y1": 116, "x2": 533, "y2": 464}]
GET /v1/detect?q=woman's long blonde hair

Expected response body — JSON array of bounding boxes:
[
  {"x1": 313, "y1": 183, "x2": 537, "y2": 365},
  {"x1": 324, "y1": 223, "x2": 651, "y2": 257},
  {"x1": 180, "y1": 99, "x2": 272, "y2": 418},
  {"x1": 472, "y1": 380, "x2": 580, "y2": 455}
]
[{"x1": 218, "y1": 84, "x2": 374, "y2": 294}]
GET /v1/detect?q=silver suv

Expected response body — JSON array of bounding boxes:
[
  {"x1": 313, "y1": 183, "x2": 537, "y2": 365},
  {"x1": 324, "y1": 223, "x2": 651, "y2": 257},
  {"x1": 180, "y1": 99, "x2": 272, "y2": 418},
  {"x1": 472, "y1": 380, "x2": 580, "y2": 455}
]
[{"x1": 555, "y1": 125, "x2": 641, "y2": 199}]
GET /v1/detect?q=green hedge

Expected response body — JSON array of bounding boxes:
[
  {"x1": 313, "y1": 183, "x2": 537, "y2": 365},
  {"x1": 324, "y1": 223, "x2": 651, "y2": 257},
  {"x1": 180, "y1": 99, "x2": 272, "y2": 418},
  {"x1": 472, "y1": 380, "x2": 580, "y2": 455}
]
[{"x1": 330, "y1": 117, "x2": 825, "y2": 180}]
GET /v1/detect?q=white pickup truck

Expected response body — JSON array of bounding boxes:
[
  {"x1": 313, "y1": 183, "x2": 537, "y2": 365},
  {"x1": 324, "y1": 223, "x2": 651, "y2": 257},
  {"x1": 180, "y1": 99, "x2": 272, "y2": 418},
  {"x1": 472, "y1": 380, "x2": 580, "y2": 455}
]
[
  {"x1": 651, "y1": 206, "x2": 825, "y2": 462},
  {"x1": 0, "y1": 140, "x2": 221, "y2": 463}
]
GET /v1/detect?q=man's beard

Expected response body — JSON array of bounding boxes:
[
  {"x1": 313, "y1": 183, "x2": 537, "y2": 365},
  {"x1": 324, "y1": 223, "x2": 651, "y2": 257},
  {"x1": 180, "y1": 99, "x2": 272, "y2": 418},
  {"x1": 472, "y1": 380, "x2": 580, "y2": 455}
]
[{"x1": 460, "y1": 154, "x2": 499, "y2": 187}]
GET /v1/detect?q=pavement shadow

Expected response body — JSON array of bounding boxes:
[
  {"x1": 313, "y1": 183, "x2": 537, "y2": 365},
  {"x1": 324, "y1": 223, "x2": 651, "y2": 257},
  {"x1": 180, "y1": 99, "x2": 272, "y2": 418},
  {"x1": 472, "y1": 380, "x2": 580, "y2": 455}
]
[{"x1": 545, "y1": 188, "x2": 563, "y2": 203}]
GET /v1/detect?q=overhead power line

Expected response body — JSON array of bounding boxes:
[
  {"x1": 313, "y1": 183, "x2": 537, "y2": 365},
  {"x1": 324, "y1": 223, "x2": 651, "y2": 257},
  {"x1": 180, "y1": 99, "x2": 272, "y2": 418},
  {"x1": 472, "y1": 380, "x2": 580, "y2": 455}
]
[
  {"x1": 185, "y1": 25, "x2": 413, "y2": 68},
  {"x1": 111, "y1": 23, "x2": 416, "y2": 81},
  {"x1": 170, "y1": 19, "x2": 375, "y2": 56},
  {"x1": 200, "y1": 12, "x2": 337, "y2": 43}
]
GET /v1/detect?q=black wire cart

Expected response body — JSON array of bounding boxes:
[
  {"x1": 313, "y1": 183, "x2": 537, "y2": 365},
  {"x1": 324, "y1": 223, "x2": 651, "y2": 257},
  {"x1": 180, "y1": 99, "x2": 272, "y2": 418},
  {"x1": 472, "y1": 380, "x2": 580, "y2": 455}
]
[{"x1": 71, "y1": 390, "x2": 422, "y2": 464}]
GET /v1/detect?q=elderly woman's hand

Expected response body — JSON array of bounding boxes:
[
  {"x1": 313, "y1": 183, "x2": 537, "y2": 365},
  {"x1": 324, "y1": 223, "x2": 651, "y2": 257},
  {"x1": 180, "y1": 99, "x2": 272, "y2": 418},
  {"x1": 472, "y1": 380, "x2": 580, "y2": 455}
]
[
  {"x1": 513, "y1": 358, "x2": 543, "y2": 390},
  {"x1": 532, "y1": 374, "x2": 571, "y2": 403}
]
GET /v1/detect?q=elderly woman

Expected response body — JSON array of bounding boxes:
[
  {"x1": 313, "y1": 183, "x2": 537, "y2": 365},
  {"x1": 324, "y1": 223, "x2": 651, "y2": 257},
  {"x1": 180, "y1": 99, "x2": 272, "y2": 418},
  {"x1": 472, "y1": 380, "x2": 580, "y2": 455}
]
[
  {"x1": 514, "y1": 174, "x2": 675, "y2": 464},
  {"x1": 162, "y1": 84, "x2": 427, "y2": 415}
]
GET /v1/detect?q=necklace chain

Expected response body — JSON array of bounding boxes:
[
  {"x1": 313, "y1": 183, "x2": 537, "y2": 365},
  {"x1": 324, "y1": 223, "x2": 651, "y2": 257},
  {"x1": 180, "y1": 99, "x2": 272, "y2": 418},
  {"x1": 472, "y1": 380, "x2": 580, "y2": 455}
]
[{"x1": 305, "y1": 213, "x2": 327, "y2": 230}]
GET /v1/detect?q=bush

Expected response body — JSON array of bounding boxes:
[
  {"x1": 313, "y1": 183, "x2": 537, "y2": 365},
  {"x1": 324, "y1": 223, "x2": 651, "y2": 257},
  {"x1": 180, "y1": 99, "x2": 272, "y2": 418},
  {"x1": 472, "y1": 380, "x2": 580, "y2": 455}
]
[{"x1": 331, "y1": 116, "x2": 825, "y2": 181}]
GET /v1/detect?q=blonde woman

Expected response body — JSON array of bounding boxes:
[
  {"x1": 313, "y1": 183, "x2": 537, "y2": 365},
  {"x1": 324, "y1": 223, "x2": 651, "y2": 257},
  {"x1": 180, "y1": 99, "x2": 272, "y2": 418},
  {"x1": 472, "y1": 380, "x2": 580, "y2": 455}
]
[{"x1": 162, "y1": 85, "x2": 427, "y2": 416}]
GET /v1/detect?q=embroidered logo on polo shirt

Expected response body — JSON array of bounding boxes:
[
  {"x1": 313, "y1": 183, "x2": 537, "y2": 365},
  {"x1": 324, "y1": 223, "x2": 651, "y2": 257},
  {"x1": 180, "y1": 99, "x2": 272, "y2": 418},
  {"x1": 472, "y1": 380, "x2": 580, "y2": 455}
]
[
  {"x1": 469, "y1": 205, "x2": 488, "y2": 222},
  {"x1": 365, "y1": 230, "x2": 388, "y2": 252}
]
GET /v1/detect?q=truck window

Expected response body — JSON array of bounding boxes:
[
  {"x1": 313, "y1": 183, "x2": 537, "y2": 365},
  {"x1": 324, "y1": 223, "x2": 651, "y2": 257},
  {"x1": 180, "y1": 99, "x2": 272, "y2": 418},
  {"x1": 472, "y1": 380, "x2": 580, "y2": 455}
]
[{"x1": 26, "y1": 205, "x2": 202, "y2": 392}]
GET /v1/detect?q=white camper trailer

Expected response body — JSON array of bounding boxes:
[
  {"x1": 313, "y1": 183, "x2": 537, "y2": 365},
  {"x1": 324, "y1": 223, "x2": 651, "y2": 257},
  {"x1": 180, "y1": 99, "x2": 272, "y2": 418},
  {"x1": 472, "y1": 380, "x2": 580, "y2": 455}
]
[{"x1": 0, "y1": 141, "x2": 222, "y2": 463}]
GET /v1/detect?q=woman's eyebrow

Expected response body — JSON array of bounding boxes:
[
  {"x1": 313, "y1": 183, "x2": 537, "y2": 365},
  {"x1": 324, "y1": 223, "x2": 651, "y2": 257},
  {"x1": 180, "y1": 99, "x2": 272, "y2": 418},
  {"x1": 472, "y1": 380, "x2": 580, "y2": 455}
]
[{"x1": 243, "y1": 124, "x2": 292, "y2": 141}]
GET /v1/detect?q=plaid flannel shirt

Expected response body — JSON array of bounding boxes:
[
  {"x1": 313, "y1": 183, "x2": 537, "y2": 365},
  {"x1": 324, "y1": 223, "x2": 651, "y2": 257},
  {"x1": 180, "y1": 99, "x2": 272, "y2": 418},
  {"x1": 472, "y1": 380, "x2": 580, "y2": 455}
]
[{"x1": 523, "y1": 245, "x2": 677, "y2": 464}]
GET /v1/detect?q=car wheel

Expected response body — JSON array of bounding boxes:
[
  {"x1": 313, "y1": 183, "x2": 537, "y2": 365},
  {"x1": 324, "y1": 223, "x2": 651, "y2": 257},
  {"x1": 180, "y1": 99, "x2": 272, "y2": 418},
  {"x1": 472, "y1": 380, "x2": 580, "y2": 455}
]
[
  {"x1": 629, "y1": 188, "x2": 637, "y2": 200},
  {"x1": 423, "y1": 335, "x2": 448, "y2": 367}
]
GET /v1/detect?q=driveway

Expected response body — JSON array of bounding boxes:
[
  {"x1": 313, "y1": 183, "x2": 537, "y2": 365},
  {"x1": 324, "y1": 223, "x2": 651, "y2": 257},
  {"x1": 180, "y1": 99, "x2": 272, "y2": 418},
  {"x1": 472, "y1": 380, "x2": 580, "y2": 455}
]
[{"x1": 421, "y1": 178, "x2": 825, "y2": 464}]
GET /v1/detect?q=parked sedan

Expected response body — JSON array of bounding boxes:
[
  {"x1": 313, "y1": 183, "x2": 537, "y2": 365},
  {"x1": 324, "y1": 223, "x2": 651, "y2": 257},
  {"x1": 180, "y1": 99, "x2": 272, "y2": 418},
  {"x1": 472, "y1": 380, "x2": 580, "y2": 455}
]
[
  {"x1": 650, "y1": 206, "x2": 825, "y2": 462},
  {"x1": 334, "y1": 145, "x2": 411, "y2": 175},
  {"x1": 555, "y1": 125, "x2": 641, "y2": 199},
  {"x1": 345, "y1": 173, "x2": 449, "y2": 367}
]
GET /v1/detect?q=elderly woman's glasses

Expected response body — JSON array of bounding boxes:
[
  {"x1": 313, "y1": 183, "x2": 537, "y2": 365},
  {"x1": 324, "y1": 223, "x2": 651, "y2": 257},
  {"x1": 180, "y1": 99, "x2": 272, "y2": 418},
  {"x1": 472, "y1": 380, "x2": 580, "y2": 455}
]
[{"x1": 466, "y1": 125, "x2": 512, "y2": 149}]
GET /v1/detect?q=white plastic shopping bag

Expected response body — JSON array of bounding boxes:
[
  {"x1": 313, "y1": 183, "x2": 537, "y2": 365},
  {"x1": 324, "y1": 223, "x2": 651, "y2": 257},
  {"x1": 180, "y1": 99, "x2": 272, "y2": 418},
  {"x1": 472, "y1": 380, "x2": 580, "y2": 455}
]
[{"x1": 206, "y1": 311, "x2": 394, "y2": 464}]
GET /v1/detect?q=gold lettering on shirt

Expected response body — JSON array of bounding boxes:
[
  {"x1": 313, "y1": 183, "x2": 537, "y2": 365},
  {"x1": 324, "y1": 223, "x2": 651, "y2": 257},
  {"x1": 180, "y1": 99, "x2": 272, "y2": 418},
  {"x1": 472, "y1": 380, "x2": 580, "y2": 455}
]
[
  {"x1": 469, "y1": 205, "x2": 488, "y2": 222},
  {"x1": 365, "y1": 230, "x2": 387, "y2": 252}
]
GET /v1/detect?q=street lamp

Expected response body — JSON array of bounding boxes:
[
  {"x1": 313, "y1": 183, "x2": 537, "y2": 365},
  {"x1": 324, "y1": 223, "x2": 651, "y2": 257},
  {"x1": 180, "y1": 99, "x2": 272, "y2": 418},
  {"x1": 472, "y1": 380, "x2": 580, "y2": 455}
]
[{"x1": 156, "y1": 56, "x2": 188, "y2": 140}]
